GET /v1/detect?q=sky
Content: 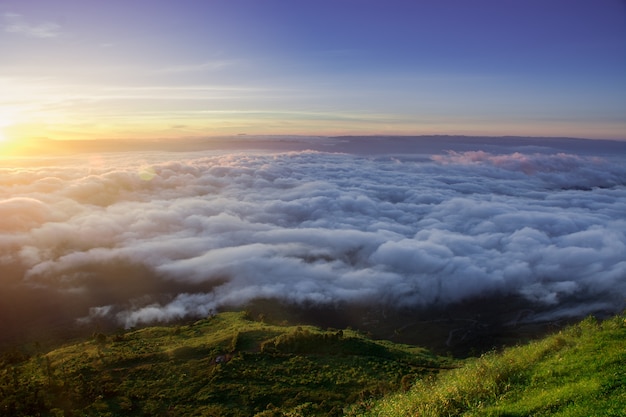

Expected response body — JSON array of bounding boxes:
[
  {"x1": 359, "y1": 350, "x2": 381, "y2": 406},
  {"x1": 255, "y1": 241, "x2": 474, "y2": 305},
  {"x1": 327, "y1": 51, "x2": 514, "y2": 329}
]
[{"x1": 1, "y1": 0, "x2": 625, "y2": 145}]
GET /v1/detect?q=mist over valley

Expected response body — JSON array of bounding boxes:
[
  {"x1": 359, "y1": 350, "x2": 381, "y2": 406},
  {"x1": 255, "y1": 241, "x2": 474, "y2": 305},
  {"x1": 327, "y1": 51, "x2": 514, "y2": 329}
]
[{"x1": 1, "y1": 136, "x2": 625, "y2": 350}]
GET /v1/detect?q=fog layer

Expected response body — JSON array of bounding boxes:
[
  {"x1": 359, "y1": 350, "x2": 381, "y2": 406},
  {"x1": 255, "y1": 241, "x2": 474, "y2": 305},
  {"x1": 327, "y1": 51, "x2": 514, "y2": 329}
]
[{"x1": 1, "y1": 137, "x2": 625, "y2": 331}]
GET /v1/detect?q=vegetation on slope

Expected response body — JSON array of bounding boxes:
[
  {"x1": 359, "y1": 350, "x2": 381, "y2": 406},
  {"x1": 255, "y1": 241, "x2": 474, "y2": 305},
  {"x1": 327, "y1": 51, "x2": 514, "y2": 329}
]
[
  {"x1": 349, "y1": 314, "x2": 625, "y2": 417},
  {"x1": 2, "y1": 310, "x2": 623, "y2": 416},
  {"x1": 0, "y1": 311, "x2": 449, "y2": 416}
]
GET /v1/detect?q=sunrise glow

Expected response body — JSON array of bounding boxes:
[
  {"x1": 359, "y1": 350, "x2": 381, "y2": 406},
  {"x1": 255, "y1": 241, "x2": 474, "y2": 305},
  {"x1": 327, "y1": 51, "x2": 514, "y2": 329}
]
[
  {"x1": 1, "y1": 3, "x2": 625, "y2": 414},
  {"x1": 0, "y1": 1, "x2": 624, "y2": 147},
  {"x1": 0, "y1": 119, "x2": 14, "y2": 154}
]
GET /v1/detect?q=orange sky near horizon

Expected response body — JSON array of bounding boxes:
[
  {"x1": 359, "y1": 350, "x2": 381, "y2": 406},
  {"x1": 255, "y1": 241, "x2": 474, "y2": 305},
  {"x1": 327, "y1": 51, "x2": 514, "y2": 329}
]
[{"x1": 1, "y1": 1, "x2": 625, "y2": 151}]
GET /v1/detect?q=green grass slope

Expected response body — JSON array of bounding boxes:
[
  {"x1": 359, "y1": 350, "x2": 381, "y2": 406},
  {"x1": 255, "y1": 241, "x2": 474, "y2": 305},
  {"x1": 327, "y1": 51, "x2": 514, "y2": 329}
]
[
  {"x1": 351, "y1": 314, "x2": 625, "y2": 417},
  {"x1": 0, "y1": 311, "x2": 450, "y2": 416}
]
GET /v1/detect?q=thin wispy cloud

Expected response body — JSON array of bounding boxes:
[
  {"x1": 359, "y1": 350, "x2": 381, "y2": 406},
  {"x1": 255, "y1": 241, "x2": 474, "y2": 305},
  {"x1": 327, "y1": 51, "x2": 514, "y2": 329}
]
[
  {"x1": 154, "y1": 60, "x2": 238, "y2": 74},
  {"x1": 3, "y1": 13, "x2": 61, "y2": 39},
  {"x1": 1, "y1": 2, "x2": 624, "y2": 139}
]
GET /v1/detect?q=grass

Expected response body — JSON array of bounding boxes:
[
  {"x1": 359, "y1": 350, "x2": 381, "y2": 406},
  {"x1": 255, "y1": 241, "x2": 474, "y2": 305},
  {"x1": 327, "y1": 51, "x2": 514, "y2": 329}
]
[
  {"x1": 351, "y1": 314, "x2": 625, "y2": 417},
  {"x1": 0, "y1": 311, "x2": 449, "y2": 416},
  {"x1": 1, "y1": 311, "x2": 623, "y2": 416}
]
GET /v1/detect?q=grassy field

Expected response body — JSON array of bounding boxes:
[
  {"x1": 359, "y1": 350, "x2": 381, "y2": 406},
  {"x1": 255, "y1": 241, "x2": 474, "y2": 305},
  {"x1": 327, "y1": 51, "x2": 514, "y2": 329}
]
[
  {"x1": 349, "y1": 314, "x2": 625, "y2": 417},
  {"x1": 0, "y1": 311, "x2": 450, "y2": 416},
  {"x1": 1, "y1": 311, "x2": 623, "y2": 416}
]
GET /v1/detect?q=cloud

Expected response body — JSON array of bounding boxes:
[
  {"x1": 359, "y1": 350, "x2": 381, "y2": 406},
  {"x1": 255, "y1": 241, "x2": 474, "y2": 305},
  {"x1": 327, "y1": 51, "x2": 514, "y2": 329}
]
[
  {"x1": 154, "y1": 60, "x2": 238, "y2": 74},
  {"x1": 3, "y1": 13, "x2": 61, "y2": 39},
  {"x1": 1, "y1": 138, "x2": 625, "y2": 333},
  {"x1": 0, "y1": 197, "x2": 51, "y2": 232}
]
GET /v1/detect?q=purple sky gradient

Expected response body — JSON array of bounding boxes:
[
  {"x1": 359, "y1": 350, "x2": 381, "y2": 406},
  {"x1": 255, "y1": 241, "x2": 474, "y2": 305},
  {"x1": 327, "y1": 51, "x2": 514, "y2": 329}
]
[{"x1": 1, "y1": 0, "x2": 625, "y2": 140}]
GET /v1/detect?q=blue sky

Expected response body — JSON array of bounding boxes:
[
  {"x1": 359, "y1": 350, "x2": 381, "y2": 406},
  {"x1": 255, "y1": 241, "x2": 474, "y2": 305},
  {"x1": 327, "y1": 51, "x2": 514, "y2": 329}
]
[{"x1": 1, "y1": 0, "x2": 625, "y2": 142}]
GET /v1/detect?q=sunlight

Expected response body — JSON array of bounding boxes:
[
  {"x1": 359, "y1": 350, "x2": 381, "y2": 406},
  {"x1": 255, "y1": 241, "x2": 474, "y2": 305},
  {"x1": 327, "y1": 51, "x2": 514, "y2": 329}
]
[
  {"x1": 0, "y1": 123, "x2": 12, "y2": 152},
  {"x1": 0, "y1": 114, "x2": 41, "y2": 157},
  {"x1": 0, "y1": 122, "x2": 25, "y2": 157},
  {"x1": 0, "y1": 114, "x2": 8, "y2": 139}
]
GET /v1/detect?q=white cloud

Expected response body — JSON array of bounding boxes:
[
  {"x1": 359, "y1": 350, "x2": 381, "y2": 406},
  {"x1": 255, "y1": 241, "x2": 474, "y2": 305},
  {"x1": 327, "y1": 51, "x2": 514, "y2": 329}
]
[
  {"x1": 154, "y1": 60, "x2": 238, "y2": 74},
  {"x1": 3, "y1": 13, "x2": 61, "y2": 39},
  {"x1": 1, "y1": 138, "x2": 625, "y2": 330}
]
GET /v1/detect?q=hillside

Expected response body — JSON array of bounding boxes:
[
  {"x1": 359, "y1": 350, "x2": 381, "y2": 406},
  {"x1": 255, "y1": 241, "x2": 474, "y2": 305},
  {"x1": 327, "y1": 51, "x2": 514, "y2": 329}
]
[
  {"x1": 1, "y1": 312, "x2": 623, "y2": 416},
  {"x1": 0, "y1": 311, "x2": 451, "y2": 416},
  {"x1": 351, "y1": 314, "x2": 625, "y2": 416}
]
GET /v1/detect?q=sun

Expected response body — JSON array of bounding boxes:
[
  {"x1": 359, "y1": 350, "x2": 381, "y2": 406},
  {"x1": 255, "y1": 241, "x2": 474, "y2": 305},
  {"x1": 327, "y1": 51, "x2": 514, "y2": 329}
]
[
  {"x1": 0, "y1": 125, "x2": 20, "y2": 156},
  {"x1": 0, "y1": 127, "x2": 11, "y2": 147},
  {"x1": 0, "y1": 114, "x2": 21, "y2": 147},
  {"x1": 0, "y1": 116, "x2": 11, "y2": 143}
]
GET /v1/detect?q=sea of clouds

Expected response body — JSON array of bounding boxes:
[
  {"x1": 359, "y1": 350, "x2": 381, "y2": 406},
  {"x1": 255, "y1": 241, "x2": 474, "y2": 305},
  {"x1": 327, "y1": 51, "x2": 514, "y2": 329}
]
[{"x1": 1, "y1": 137, "x2": 625, "y2": 331}]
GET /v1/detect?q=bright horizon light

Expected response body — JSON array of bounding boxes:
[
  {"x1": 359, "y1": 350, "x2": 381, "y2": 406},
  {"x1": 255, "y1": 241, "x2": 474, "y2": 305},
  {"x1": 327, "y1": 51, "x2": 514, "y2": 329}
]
[
  {"x1": 0, "y1": 1, "x2": 625, "y2": 145},
  {"x1": 0, "y1": 113, "x2": 14, "y2": 147}
]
